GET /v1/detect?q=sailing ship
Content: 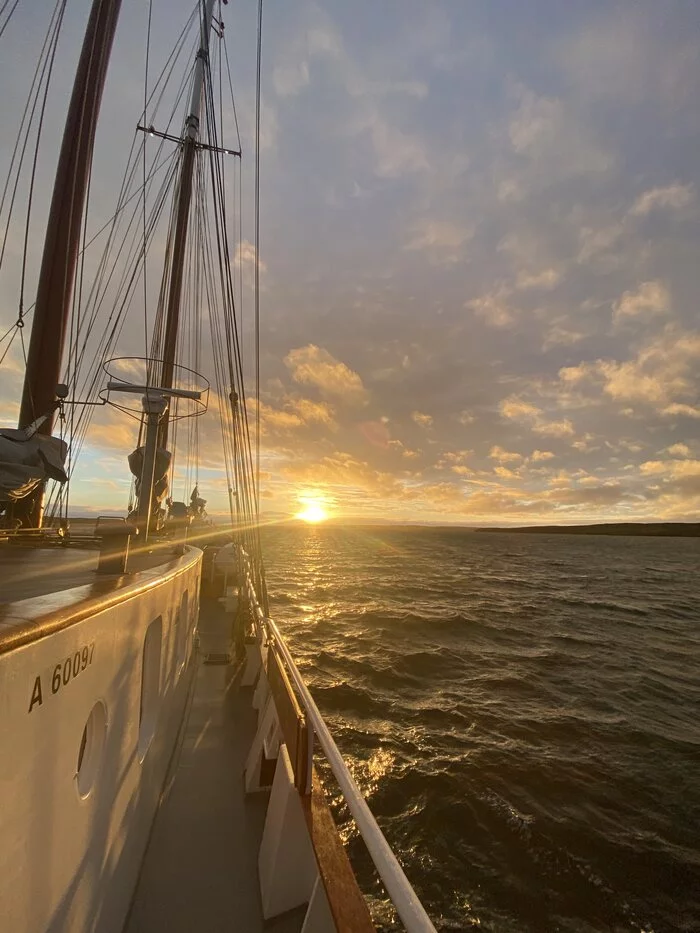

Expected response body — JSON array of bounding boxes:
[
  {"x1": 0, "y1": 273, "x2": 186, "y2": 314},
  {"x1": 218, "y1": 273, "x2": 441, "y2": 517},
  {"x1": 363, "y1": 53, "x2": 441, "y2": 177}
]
[{"x1": 0, "y1": 1, "x2": 435, "y2": 931}]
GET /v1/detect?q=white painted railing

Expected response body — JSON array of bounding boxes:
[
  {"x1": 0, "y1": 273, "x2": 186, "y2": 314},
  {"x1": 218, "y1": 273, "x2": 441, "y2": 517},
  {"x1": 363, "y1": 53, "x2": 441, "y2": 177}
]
[{"x1": 240, "y1": 554, "x2": 436, "y2": 933}]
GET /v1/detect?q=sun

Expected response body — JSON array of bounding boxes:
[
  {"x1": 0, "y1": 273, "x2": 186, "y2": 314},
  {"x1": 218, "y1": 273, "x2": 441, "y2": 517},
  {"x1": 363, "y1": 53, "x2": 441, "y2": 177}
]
[{"x1": 295, "y1": 497, "x2": 329, "y2": 523}]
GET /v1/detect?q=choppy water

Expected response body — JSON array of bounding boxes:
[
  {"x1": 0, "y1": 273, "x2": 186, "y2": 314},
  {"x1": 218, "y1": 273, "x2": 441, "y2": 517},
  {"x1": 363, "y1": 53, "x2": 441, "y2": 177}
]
[{"x1": 261, "y1": 525, "x2": 700, "y2": 933}]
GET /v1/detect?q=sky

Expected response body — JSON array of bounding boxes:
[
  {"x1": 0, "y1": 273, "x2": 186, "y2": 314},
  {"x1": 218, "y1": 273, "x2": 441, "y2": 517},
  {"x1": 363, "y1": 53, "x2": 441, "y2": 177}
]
[{"x1": 1, "y1": 0, "x2": 700, "y2": 524}]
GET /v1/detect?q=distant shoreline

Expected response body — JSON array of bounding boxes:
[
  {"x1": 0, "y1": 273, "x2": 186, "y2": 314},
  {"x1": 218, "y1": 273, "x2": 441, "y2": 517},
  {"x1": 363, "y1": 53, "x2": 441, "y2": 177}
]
[{"x1": 477, "y1": 522, "x2": 700, "y2": 537}]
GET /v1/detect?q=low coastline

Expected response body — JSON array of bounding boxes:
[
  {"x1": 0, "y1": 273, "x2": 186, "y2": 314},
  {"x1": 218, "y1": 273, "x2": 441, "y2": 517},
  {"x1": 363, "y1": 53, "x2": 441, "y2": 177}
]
[{"x1": 477, "y1": 522, "x2": 700, "y2": 537}]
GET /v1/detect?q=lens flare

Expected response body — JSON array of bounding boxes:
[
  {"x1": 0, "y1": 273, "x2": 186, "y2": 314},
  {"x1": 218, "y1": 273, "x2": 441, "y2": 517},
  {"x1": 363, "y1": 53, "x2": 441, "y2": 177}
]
[{"x1": 295, "y1": 497, "x2": 329, "y2": 523}]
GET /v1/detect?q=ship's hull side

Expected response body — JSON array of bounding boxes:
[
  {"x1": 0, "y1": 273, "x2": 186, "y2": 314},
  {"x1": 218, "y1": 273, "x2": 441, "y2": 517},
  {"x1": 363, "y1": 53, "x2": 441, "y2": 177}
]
[{"x1": 0, "y1": 547, "x2": 202, "y2": 933}]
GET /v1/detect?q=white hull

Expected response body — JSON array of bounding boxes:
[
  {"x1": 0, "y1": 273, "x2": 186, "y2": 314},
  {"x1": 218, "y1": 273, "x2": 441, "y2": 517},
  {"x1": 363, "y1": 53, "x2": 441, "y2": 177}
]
[{"x1": 0, "y1": 548, "x2": 201, "y2": 933}]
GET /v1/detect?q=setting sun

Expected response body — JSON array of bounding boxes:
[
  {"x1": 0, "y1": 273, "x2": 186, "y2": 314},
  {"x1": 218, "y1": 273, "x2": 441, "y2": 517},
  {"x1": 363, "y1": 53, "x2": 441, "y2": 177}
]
[
  {"x1": 297, "y1": 503, "x2": 327, "y2": 523},
  {"x1": 295, "y1": 495, "x2": 330, "y2": 523}
]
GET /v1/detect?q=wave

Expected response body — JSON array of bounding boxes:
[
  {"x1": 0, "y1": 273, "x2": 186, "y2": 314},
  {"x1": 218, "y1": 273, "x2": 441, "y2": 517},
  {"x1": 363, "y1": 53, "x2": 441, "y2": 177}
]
[{"x1": 263, "y1": 525, "x2": 700, "y2": 933}]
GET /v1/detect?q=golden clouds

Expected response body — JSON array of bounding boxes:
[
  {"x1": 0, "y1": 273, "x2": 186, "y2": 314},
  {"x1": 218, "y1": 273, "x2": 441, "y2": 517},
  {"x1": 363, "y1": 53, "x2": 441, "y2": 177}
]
[
  {"x1": 411, "y1": 411, "x2": 433, "y2": 428},
  {"x1": 284, "y1": 344, "x2": 368, "y2": 405}
]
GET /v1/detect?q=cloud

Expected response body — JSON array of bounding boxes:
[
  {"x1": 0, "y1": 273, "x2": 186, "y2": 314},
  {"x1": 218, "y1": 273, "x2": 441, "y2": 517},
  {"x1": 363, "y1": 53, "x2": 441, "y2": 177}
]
[
  {"x1": 500, "y1": 396, "x2": 541, "y2": 420},
  {"x1": 293, "y1": 13, "x2": 429, "y2": 179},
  {"x1": 638, "y1": 458, "x2": 700, "y2": 495},
  {"x1": 532, "y1": 418, "x2": 575, "y2": 438},
  {"x1": 288, "y1": 398, "x2": 337, "y2": 428},
  {"x1": 531, "y1": 450, "x2": 555, "y2": 462},
  {"x1": 489, "y1": 445, "x2": 523, "y2": 464},
  {"x1": 284, "y1": 345, "x2": 369, "y2": 405},
  {"x1": 499, "y1": 395, "x2": 574, "y2": 438},
  {"x1": 542, "y1": 324, "x2": 585, "y2": 351},
  {"x1": 273, "y1": 60, "x2": 310, "y2": 98},
  {"x1": 466, "y1": 287, "x2": 516, "y2": 328},
  {"x1": 662, "y1": 403, "x2": 700, "y2": 419},
  {"x1": 235, "y1": 240, "x2": 266, "y2": 274},
  {"x1": 507, "y1": 84, "x2": 613, "y2": 180},
  {"x1": 494, "y1": 465, "x2": 518, "y2": 479},
  {"x1": 248, "y1": 399, "x2": 303, "y2": 433},
  {"x1": 360, "y1": 111, "x2": 429, "y2": 178},
  {"x1": 577, "y1": 224, "x2": 624, "y2": 266},
  {"x1": 405, "y1": 220, "x2": 472, "y2": 264},
  {"x1": 411, "y1": 411, "x2": 433, "y2": 428},
  {"x1": 613, "y1": 280, "x2": 670, "y2": 320},
  {"x1": 558, "y1": 327, "x2": 700, "y2": 416},
  {"x1": 666, "y1": 443, "x2": 690, "y2": 458},
  {"x1": 630, "y1": 183, "x2": 694, "y2": 216},
  {"x1": 515, "y1": 268, "x2": 561, "y2": 290}
]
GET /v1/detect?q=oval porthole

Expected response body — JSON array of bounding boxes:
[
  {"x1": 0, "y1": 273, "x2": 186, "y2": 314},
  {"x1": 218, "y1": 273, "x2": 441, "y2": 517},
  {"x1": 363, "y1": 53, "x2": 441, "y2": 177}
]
[
  {"x1": 76, "y1": 700, "x2": 107, "y2": 799},
  {"x1": 139, "y1": 616, "x2": 163, "y2": 761}
]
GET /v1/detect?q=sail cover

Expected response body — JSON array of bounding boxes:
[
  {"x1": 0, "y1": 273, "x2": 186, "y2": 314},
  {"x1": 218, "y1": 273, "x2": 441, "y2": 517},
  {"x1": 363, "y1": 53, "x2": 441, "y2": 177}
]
[
  {"x1": 128, "y1": 446, "x2": 171, "y2": 515},
  {"x1": 0, "y1": 429, "x2": 68, "y2": 503}
]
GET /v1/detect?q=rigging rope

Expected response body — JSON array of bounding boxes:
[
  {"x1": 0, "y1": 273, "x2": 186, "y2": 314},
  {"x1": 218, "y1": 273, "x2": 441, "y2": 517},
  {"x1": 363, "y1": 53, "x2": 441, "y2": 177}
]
[
  {"x1": 254, "y1": 0, "x2": 263, "y2": 517},
  {"x1": 143, "y1": 0, "x2": 153, "y2": 360},
  {"x1": 0, "y1": 0, "x2": 19, "y2": 41},
  {"x1": 6, "y1": 0, "x2": 271, "y2": 585}
]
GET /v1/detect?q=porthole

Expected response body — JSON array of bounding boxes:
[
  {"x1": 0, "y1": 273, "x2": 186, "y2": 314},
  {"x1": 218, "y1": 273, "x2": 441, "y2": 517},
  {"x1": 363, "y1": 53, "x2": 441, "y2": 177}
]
[{"x1": 76, "y1": 700, "x2": 107, "y2": 799}]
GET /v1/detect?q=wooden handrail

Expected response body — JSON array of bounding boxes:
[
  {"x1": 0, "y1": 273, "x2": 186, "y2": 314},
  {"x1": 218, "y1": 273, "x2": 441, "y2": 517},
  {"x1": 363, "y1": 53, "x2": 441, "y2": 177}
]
[
  {"x1": 241, "y1": 555, "x2": 436, "y2": 933},
  {"x1": 302, "y1": 769, "x2": 375, "y2": 933}
]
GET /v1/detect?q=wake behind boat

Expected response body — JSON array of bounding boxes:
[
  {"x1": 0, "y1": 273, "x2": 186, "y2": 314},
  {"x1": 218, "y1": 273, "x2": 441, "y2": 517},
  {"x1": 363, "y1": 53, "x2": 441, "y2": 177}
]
[{"x1": 0, "y1": 2, "x2": 434, "y2": 930}]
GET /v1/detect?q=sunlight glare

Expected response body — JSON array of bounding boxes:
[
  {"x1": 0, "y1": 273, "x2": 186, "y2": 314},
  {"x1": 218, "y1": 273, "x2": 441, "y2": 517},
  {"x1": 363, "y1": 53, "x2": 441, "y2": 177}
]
[{"x1": 295, "y1": 496, "x2": 329, "y2": 523}]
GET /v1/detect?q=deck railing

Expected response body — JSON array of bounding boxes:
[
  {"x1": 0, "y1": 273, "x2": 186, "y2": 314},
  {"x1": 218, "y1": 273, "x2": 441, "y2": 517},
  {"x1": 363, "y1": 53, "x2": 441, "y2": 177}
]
[{"x1": 240, "y1": 552, "x2": 436, "y2": 933}]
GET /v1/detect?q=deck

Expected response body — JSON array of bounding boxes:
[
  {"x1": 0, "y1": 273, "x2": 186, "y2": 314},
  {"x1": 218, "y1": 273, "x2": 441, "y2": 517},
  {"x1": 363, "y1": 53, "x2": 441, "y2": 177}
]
[
  {"x1": 0, "y1": 540, "x2": 183, "y2": 604},
  {"x1": 123, "y1": 597, "x2": 305, "y2": 933}
]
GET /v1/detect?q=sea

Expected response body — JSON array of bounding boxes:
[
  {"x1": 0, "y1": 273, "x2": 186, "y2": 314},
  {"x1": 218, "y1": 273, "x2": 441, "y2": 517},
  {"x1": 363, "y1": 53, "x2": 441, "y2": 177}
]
[{"x1": 261, "y1": 524, "x2": 700, "y2": 933}]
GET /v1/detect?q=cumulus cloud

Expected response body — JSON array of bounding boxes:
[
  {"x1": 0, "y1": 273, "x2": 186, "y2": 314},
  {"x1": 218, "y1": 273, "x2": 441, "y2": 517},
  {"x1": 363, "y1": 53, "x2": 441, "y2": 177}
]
[
  {"x1": 499, "y1": 395, "x2": 574, "y2": 439},
  {"x1": 8, "y1": 3, "x2": 700, "y2": 525},
  {"x1": 489, "y1": 445, "x2": 523, "y2": 464},
  {"x1": 500, "y1": 397, "x2": 541, "y2": 420},
  {"x1": 288, "y1": 398, "x2": 337, "y2": 429},
  {"x1": 613, "y1": 280, "x2": 670, "y2": 320},
  {"x1": 558, "y1": 327, "x2": 700, "y2": 417},
  {"x1": 411, "y1": 411, "x2": 433, "y2": 428},
  {"x1": 532, "y1": 418, "x2": 575, "y2": 438},
  {"x1": 666, "y1": 443, "x2": 690, "y2": 458},
  {"x1": 284, "y1": 345, "x2": 369, "y2": 405}
]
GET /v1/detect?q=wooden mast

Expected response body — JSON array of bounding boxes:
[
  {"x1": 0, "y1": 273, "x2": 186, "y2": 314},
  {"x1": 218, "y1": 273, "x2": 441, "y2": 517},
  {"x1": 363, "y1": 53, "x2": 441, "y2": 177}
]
[
  {"x1": 157, "y1": 0, "x2": 216, "y2": 451},
  {"x1": 17, "y1": 0, "x2": 124, "y2": 527}
]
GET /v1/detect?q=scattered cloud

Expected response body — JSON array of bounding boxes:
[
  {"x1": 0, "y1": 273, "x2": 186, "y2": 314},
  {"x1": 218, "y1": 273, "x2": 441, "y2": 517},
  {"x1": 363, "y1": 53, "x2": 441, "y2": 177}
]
[
  {"x1": 613, "y1": 280, "x2": 670, "y2": 321},
  {"x1": 284, "y1": 345, "x2": 369, "y2": 405},
  {"x1": 630, "y1": 183, "x2": 694, "y2": 216},
  {"x1": 532, "y1": 418, "x2": 575, "y2": 438},
  {"x1": 489, "y1": 445, "x2": 523, "y2": 464},
  {"x1": 466, "y1": 286, "x2": 516, "y2": 329},
  {"x1": 405, "y1": 219, "x2": 472, "y2": 264},
  {"x1": 5, "y1": 2, "x2": 700, "y2": 524},
  {"x1": 411, "y1": 411, "x2": 433, "y2": 428},
  {"x1": 500, "y1": 397, "x2": 542, "y2": 420},
  {"x1": 516, "y1": 268, "x2": 561, "y2": 291},
  {"x1": 666, "y1": 443, "x2": 690, "y2": 458},
  {"x1": 558, "y1": 327, "x2": 700, "y2": 417}
]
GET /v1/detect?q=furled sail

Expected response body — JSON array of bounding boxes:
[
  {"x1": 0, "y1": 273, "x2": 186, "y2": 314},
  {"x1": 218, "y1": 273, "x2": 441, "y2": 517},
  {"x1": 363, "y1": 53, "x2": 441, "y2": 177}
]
[
  {"x1": 0, "y1": 428, "x2": 68, "y2": 504},
  {"x1": 127, "y1": 445, "x2": 171, "y2": 522}
]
